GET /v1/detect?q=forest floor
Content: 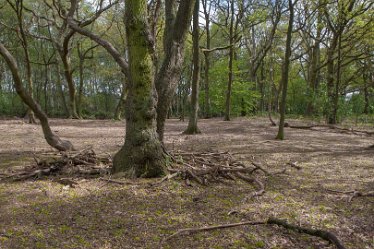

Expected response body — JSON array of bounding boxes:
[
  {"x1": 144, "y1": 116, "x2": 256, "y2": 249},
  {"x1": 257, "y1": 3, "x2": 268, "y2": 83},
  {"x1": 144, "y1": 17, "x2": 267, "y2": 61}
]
[{"x1": 0, "y1": 117, "x2": 373, "y2": 249}]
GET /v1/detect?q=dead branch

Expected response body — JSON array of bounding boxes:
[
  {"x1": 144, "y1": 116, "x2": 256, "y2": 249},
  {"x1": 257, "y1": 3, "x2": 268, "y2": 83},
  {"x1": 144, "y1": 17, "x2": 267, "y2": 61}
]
[
  {"x1": 267, "y1": 218, "x2": 346, "y2": 249},
  {"x1": 7, "y1": 149, "x2": 111, "y2": 181},
  {"x1": 167, "y1": 151, "x2": 270, "y2": 187},
  {"x1": 235, "y1": 172, "x2": 265, "y2": 197},
  {"x1": 326, "y1": 188, "x2": 374, "y2": 202},
  {"x1": 160, "y1": 217, "x2": 346, "y2": 249},
  {"x1": 250, "y1": 161, "x2": 270, "y2": 175},
  {"x1": 287, "y1": 162, "x2": 302, "y2": 170},
  {"x1": 160, "y1": 220, "x2": 266, "y2": 247},
  {"x1": 267, "y1": 113, "x2": 374, "y2": 136}
]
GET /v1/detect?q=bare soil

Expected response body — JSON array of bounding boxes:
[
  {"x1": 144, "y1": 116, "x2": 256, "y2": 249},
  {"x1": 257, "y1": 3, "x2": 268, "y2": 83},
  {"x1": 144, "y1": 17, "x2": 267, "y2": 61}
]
[{"x1": 0, "y1": 118, "x2": 373, "y2": 249}]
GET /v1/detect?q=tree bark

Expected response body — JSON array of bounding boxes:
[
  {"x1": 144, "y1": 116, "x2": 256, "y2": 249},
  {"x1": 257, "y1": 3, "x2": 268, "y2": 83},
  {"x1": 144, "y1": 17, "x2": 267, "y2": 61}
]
[
  {"x1": 224, "y1": 0, "x2": 235, "y2": 121},
  {"x1": 114, "y1": 81, "x2": 127, "y2": 120},
  {"x1": 13, "y1": 1, "x2": 36, "y2": 124},
  {"x1": 184, "y1": 0, "x2": 201, "y2": 134},
  {"x1": 305, "y1": 3, "x2": 322, "y2": 115},
  {"x1": 58, "y1": 47, "x2": 80, "y2": 119},
  {"x1": 276, "y1": 0, "x2": 295, "y2": 140},
  {"x1": 155, "y1": 0, "x2": 195, "y2": 141},
  {"x1": 0, "y1": 42, "x2": 74, "y2": 151},
  {"x1": 202, "y1": 0, "x2": 211, "y2": 119},
  {"x1": 112, "y1": 0, "x2": 166, "y2": 177},
  {"x1": 55, "y1": 63, "x2": 70, "y2": 117}
]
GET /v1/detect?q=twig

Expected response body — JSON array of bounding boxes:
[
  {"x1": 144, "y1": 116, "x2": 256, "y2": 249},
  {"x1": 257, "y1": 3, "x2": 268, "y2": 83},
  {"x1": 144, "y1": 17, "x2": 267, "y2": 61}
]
[
  {"x1": 250, "y1": 161, "x2": 270, "y2": 175},
  {"x1": 287, "y1": 162, "x2": 301, "y2": 170}
]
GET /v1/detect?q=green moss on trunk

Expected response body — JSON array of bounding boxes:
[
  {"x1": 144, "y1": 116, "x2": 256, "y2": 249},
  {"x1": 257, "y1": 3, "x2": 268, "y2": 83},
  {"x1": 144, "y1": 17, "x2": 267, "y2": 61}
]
[{"x1": 112, "y1": 0, "x2": 166, "y2": 177}]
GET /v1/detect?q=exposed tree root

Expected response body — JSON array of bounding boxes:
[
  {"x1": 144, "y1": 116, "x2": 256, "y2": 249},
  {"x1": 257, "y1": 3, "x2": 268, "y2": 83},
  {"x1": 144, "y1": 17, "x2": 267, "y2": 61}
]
[
  {"x1": 161, "y1": 217, "x2": 346, "y2": 249},
  {"x1": 2, "y1": 148, "x2": 111, "y2": 182}
]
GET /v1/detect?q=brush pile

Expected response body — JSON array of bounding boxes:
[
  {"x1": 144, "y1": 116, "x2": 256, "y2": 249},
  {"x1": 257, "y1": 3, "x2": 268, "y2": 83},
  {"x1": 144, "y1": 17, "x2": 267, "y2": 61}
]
[
  {"x1": 4, "y1": 148, "x2": 111, "y2": 181},
  {"x1": 166, "y1": 151, "x2": 268, "y2": 197}
]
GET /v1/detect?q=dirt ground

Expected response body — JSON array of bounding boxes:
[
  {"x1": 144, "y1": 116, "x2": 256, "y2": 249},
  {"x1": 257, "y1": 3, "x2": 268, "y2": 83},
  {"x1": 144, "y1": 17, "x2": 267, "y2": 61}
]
[{"x1": 0, "y1": 118, "x2": 373, "y2": 249}]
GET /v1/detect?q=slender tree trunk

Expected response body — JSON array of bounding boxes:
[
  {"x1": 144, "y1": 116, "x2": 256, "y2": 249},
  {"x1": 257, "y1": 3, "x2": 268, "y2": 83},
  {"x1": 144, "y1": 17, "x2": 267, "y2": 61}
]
[
  {"x1": 224, "y1": 0, "x2": 235, "y2": 121},
  {"x1": 55, "y1": 63, "x2": 70, "y2": 117},
  {"x1": 363, "y1": 67, "x2": 369, "y2": 114},
  {"x1": 77, "y1": 52, "x2": 84, "y2": 117},
  {"x1": 112, "y1": 0, "x2": 166, "y2": 177},
  {"x1": 0, "y1": 43, "x2": 74, "y2": 151},
  {"x1": 44, "y1": 64, "x2": 49, "y2": 115},
  {"x1": 276, "y1": 0, "x2": 295, "y2": 140},
  {"x1": 332, "y1": 35, "x2": 342, "y2": 123},
  {"x1": 305, "y1": 6, "x2": 322, "y2": 116},
  {"x1": 16, "y1": 8, "x2": 36, "y2": 124},
  {"x1": 326, "y1": 41, "x2": 337, "y2": 124},
  {"x1": 203, "y1": 0, "x2": 211, "y2": 119},
  {"x1": 114, "y1": 81, "x2": 126, "y2": 120},
  {"x1": 58, "y1": 49, "x2": 80, "y2": 119},
  {"x1": 184, "y1": 0, "x2": 201, "y2": 134}
]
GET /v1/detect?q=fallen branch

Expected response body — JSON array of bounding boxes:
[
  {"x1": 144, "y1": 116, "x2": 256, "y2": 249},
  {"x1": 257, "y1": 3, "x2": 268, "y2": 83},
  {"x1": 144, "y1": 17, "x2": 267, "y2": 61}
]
[
  {"x1": 267, "y1": 218, "x2": 346, "y2": 249},
  {"x1": 160, "y1": 217, "x2": 346, "y2": 249},
  {"x1": 287, "y1": 162, "x2": 301, "y2": 170},
  {"x1": 326, "y1": 188, "x2": 374, "y2": 202},
  {"x1": 267, "y1": 113, "x2": 374, "y2": 136},
  {"x1": 160, "y1": 220, "x2": 266, "y2": 247},
  {"x1": 7, "y1": 149, "x2": 111, "y2": 181},
  {"x1": 235, "y1": 172, "x2": 265, "y2": 198}
]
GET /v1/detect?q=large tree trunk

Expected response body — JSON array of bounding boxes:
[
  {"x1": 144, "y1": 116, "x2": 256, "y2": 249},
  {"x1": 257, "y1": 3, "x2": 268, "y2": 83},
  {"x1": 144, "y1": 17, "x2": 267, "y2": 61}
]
[
  {"x1": 184, "y1": 0, "x2": 201, "y2": 134},
  {"x1": 112, "y1": 0, "x2": 166, "y2": 177},
  {"x1": 276, "y1": 0, "x2": 294, "y2": 140},
  {"x1": 224, "y1": 0, "x2": 235, "y2": 121},
  {"x1": 0, "y1": 42, "x2": 74, "y2": 151},
  {"x1": 155, "y1": 0, "x2": 195, "y2": 142}
]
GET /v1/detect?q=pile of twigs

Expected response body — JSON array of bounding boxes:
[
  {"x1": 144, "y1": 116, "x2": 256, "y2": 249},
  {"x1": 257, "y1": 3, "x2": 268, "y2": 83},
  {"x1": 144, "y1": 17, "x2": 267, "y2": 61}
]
[
  {"x1": 4, "y1": 148, "x2": 111, "y2": 181},
  {"x1": 165, "y1": 151, "x2": 269, "y2": 197}
]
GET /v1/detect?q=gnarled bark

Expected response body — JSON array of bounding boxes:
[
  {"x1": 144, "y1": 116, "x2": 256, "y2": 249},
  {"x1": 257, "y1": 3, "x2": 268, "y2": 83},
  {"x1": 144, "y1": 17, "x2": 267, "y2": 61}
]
[{"x1": 112, "y1": 0, "x2": 166, "y2": 177}]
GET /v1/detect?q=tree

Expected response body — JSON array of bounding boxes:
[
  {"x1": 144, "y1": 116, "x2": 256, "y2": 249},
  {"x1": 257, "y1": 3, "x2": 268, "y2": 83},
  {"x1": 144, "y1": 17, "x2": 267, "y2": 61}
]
[
  {"x1": 0, "y1": 42, "x2": 74, "y2": 151},
  {"x1": 155, "y1": 0, "x2": 195, "y2": 141},
  {"x1": 184, "y1": 0, "x2": 201, "y2": 134},
  {"x1": 112, "y1": 0, "x2": 166, "y2": 177},
  {"x1": 276, "y1": 0, "x2": 296, "y2": 140},
  {"x1": 67, "y1": 0, "x2": 195, "y2": 176},
  {"x1": 5, "y1": 0, "x2": 37, "y2": 123}
]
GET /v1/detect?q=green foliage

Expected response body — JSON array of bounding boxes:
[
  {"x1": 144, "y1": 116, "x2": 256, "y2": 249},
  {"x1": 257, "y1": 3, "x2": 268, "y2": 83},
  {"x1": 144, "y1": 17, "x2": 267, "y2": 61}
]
[{"x1": 200, "y1": 57, "x2": 259, "y2": 117}]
